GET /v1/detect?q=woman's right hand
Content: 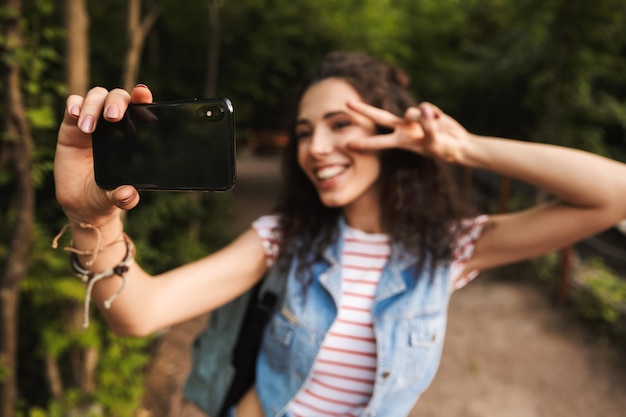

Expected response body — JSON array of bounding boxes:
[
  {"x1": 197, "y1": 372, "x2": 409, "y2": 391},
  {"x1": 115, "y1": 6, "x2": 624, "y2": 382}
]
[
  {"x1": 54, "y1": 85, "x2": 153, "y2": 225},
  {"x1": 346, "y1": 100, "x2": 471, "y2": 164}
]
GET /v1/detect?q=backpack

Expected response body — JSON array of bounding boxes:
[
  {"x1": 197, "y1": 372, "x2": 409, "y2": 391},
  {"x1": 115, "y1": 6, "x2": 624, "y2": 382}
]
[{"x1": 183, "y1": 268, "x2": 284, "y2": 417}]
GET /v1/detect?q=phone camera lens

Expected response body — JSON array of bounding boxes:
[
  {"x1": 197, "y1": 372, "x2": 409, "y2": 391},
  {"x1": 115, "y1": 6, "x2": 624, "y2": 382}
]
[{"x1": 196, "y1": 105, "x2": 224, "y2": 121}]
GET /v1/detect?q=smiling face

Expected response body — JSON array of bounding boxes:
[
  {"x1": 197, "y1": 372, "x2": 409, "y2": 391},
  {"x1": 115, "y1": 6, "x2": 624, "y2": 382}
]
[{"x1": 295, "y1": 78, "x2": 382, "y2": 226}]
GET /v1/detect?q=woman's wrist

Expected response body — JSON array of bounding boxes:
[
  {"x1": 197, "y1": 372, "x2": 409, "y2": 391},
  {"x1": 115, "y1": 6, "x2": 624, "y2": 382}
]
[
  {"x1": 449, "y1": 132, "x2": 482, "y2": 167},
  {"x1": 68, "y1": 213, "x2": 123, "y2": 237},
  {"x1": 51, "y1": 212, "x2": 133, "y2": 327},
  {"x1": 66, "y1": 214, "x2": 127, "y2": 270}
]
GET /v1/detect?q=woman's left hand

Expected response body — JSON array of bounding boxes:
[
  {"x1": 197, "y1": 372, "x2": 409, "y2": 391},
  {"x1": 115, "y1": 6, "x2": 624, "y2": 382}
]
[{"x1": 347, "y1": 100, "x2": 471, "y2": 163}]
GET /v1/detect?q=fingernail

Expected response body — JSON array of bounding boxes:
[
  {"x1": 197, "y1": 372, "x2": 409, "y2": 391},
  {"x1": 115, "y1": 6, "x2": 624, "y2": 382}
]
[
  {"x1": 135, "y1": 83, "x2": 148, "y2": 89},
  {"x1": 69, "y1": 104, "x2": 80, "y2": 117},
  {"x1": 105, "y1": 105, "x2": 120, "y2": 119},
  {"x1": 80, "y1": 115, "x2": 95, "y2": 133},
  {"x1": 119, "y1": 193, "x2": 132, "y2": 204},
  {"x1": 406, "y1": 107, "x2": 421, "y2": 122},
  {"x1": 422, "y1": 106, "x2": 433, "y2": 119}
]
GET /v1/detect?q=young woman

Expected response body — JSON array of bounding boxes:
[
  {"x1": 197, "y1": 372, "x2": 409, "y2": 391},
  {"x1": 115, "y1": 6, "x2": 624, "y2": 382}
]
[{"x1": 54, "y1": 52, "x2": 626, "y2": 416}]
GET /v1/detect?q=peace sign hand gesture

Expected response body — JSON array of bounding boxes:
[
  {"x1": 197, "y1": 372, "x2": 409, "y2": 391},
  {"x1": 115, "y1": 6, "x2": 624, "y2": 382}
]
[{"x1": 347, "y1": 101, "x2": 471, "y2": 164}]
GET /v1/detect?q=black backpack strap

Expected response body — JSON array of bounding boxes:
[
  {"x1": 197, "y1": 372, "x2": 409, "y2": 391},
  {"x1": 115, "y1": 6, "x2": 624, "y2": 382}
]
[
  {"x1": 183, "y1": 288, "x2": 253, "y2": 417},
  {"x1": 216, "y1": 266, "x2": 286, "y2": 416},
  {"x1": 184, "y1": 266, "x2": 287, "y2": 417}
]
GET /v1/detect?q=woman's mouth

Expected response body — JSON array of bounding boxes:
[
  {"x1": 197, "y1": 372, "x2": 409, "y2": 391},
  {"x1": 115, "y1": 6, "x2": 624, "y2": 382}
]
[{"x1": 315, "y1": 165, "x2": 347, "y2": 182}]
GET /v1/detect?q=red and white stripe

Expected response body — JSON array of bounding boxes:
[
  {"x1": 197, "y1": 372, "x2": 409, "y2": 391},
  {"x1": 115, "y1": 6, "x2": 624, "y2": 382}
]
[
  {"x1": 450, "y1": 215, "x2": 488, "y2": 290},
  {"x1": 253, "y1": 215, "x2": 282, "y2": 268},
  {"x1": 287, "y1": 226, "x2": 390, "y2": 416}
]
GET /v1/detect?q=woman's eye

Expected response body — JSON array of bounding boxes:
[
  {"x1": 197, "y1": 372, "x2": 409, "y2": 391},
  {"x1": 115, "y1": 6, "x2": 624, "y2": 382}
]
[
  {"x1": 295, "y1": 130, "x2": 312, "y2": 140},
  {"x1": 332, "y1": 120, "x2": 352, "y2": 130}
]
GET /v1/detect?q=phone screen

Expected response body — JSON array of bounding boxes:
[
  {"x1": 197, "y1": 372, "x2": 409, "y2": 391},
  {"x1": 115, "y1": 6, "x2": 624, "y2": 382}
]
[{"x1": 92, "y1": 98, "x2": 236, "y2": 191}]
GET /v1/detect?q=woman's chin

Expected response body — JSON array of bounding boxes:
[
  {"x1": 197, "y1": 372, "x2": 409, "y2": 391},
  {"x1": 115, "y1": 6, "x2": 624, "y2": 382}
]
[{"x1": 318, "y1": 194, "x2": 347, "y2": 208}]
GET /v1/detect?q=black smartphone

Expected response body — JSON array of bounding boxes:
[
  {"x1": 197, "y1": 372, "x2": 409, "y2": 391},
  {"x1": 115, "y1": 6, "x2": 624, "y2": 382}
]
[{"x1": 92, "y1": 98, "x2": 236, "y2": 191}]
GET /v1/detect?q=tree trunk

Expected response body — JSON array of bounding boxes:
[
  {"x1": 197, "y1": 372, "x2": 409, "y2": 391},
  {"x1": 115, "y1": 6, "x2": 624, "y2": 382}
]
[
  {"x1": 62, "y1": 0, "x2": 100, "y2": 396},
  {"x1": 499, "y1": 176, "x2": 511, "y2": 213},
  {"x1": 0, "y1": 0, "x2": 35, "y2": 416},
  {"x1": 64, "y1": 0, "x2": 89, "y2": 94},
  {"x1": 122, "y1": 0, "x2": 161, "y2": 91},
  {"x1": 44, "y1": 355, "x2": 64, "y2": 400}
]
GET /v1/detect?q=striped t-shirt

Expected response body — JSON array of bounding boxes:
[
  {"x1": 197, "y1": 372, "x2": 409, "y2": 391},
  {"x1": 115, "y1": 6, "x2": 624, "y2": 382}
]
[{"x1": 252, "y1": 215, "x2": 486, "y2": 416}]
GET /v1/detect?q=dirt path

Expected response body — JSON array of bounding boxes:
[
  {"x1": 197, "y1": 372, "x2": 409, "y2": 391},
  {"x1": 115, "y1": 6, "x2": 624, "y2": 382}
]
[
  {"x1": 141, "y1": 152, "x2": 626, "y2": 417},
  {"x1": 413, "y1": 273, "x2": 626, "y2": 417}
]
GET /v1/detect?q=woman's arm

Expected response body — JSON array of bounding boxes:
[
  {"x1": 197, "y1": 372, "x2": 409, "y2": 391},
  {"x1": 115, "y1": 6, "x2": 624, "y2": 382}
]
[
  {"x1": 457, "y1": 136, "x2": 626, "y2": 273},
  {"x1": 86, "y1": 227, "x2": 268, "y2": 337},
  {"x1": 55, "y1": 86, "x2": 267, "y2": 337},
  {"x1": 346, "y1": 100, "x2": 626, "y2": 273}
]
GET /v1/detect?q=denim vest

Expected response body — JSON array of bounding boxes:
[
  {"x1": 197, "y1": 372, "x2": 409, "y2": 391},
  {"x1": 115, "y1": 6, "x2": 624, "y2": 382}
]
[{"x1": 257, "y1": 220, "x2": 454, "y2": 417}]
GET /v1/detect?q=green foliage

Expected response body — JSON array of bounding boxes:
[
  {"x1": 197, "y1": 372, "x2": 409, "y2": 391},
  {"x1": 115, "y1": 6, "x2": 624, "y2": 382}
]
[
  {"x1": 534, "y1": 252, "x2": 560, "y2": 283},
  {"x1": 218, "y1": 0, "x2": 336, "y2": 128},
  {"x1": 0, "y1": 357, "x2": 10, "y2": 383},
  {"x1": 535, "y1": 253, "x2": 626, "y2": 339},
  {"x1": 19, "y1": 222, "x2": 153, "y2": 417},
  {"x1": 573, "y1": 258, "x2": 626, "y2": 325},
  {"x1": 94, "y1": 335, "x2": 152, "y2": 417},
  {"x1": 125, "y1": 191, "x2": 232, "y2": 273},
  {"x1": 521, "y1": 0, "x2": 626, "y2": 157}
]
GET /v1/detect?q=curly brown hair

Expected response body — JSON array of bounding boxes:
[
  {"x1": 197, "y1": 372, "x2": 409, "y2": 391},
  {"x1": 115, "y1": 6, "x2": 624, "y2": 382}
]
[{"x1": 274, "y1": 51, "x2": 474, "y2": 283}]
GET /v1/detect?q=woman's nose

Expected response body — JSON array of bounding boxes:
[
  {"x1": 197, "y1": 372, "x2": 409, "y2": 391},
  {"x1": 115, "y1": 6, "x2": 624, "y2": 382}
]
[{"x1": 309, "y1": 129, "x2": 334, "y2": 157}]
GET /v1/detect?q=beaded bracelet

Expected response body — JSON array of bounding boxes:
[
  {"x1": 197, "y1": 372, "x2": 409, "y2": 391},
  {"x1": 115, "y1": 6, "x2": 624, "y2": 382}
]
[{"x1": 70, "y1": 233, "x2": 135, "y2": 328}]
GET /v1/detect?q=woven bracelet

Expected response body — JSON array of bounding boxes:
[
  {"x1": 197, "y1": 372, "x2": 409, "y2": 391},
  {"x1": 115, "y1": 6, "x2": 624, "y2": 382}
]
[{"x1": 70, "y1": 234, "x2": 135, "y2": 328}]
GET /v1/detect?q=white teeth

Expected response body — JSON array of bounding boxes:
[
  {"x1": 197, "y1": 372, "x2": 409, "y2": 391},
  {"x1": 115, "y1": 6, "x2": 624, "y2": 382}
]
[{"x1": 316, "y1": 166, "x2": 345, "y2": 180}]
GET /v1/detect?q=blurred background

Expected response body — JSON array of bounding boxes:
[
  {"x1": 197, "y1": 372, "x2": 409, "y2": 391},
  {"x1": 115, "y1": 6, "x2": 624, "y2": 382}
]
[{"x1": 1, "y1": 0, "x2": 625, "y2": 416}]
